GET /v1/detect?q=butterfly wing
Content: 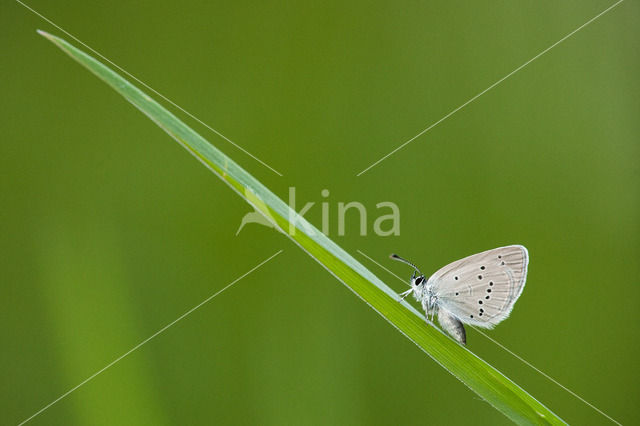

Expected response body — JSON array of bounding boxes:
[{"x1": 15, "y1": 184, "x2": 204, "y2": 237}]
[{"x1": 428, "y1": 245, "x2": 528, "y2": 328}]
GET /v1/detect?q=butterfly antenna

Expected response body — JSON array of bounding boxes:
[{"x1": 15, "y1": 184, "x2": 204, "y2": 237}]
[{"x1": 389, "y1": 253, "x2": 423, "y2": 275}]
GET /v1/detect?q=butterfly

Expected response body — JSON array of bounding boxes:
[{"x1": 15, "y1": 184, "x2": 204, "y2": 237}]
[{"x1": 391, "y1": 245, "x2": 528, "y2": 345}]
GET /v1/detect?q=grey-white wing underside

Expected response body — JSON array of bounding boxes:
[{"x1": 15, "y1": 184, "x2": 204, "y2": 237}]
[{"x1": 430, "y1": 245, "x2": 528, "y2": 329}]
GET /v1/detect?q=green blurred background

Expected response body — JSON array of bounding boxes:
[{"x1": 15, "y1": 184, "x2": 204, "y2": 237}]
[{"x1": 2, "y1": 1, "x2": 638, "y2": 424}]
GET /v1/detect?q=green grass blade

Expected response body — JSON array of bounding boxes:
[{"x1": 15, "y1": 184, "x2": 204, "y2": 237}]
[{"x1": 38, "y1": 30, "x2": 565, "y2": 425}]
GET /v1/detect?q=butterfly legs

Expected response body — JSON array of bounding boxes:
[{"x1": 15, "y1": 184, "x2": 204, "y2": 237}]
[{"x1": 398, "y1": 288, "x2": 413, "y2": 302}]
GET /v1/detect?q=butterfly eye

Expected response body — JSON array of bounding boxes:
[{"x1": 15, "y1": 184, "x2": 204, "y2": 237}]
[{"x1": 415, "y1": 276, "x2": 425, "y2": 285}]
